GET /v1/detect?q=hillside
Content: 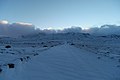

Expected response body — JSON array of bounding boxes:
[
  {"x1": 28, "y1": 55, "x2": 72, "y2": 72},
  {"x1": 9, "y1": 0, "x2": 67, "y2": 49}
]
[{"x1": 0, "y1": 33, "x2": 120, "y2": 80}]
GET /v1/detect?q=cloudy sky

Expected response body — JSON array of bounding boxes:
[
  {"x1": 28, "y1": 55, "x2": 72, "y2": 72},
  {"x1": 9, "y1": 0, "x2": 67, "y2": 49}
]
[{"x1": 0, "y1": 0, "x2": 120, "y2": 29}]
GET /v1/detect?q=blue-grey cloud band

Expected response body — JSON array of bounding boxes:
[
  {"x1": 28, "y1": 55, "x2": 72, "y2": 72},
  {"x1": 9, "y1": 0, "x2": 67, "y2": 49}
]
[{"x1": 0, "y1": 20, "x2": 120, "y2": 37}]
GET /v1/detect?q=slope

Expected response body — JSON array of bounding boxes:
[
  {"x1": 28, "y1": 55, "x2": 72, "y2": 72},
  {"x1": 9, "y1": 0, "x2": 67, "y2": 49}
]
[{"x1": 6, "y1": 44, "x2": 120, "y2": 80}]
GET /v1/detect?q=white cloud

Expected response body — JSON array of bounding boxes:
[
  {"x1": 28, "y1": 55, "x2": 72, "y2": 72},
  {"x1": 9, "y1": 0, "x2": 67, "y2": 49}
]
[
  {"x1": 0, "y1": 20, "x2": 38, "y2": 37},
  {"x1": 0, "y1": 20, "x2": 120, "y2": 37},
  {"x1": 0, "y1": 20, "x2": 9, "y2": 24},
  {"x1": 86, "y1": 24, "x2": 120, "y2": 35},
  {"x1": 15, "y1": 22, "x2": 33, "y2": 26},
  {"x1": 61, "y1": 26, "x2": 82, "y2": 33}
]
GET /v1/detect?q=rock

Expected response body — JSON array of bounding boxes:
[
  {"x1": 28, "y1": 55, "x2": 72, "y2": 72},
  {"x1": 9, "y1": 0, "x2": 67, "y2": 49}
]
[{"x1": 8, "y1": 63, "x2": 15, "y2": 68}]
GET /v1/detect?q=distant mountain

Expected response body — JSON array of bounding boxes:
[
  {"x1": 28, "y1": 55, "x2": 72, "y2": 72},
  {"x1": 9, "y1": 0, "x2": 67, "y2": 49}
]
[{"x1": 21, "y1": 32, "x2": 91, "y2": 41}]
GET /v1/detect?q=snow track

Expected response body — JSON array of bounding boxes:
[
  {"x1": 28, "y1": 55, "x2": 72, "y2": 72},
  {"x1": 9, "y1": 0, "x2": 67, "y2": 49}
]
[{"x1": 20, "y1": 44, "x2": 120, "y2": 80}]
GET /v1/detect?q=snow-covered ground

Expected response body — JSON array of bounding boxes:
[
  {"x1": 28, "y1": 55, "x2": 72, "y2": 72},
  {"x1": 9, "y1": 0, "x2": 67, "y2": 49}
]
[{"x1": 0, "y1": 33, "x2": 120, "y2": 80}]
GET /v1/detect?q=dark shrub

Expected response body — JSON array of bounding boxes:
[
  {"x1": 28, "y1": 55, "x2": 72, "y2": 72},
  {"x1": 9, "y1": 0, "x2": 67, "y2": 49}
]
[
  {"x1": 41, "y1": 42, "x2": 44, "y2": 44},
  {"x1": 106, "y1": 52, "x2": 110, "y2": 53},
  {"x1": 34, "y1": 53, "x2": 39, "y2": 56},
  {"x1": 32, "y1": 46, "x2": 35, "y2": 48},
  {"x1": 26, "y1": 56, "x2": 30, "y2": 59},
  {"x1": 118, "y1": 59, "x2": 120, "y2": 62},
  {"x1": 82, "y1": 45, "x2": 84, "y2": 47},
  {"x1": 20, "y1": 58, "x2": 23, "y2": 61},
  {"x1": 0, "y1": 68, "x2": 2, "y2": 72},
  {"x1": 5, "y1": 45, "x2": 11, "y2": 48},
  {"x1": 117, "y1": 65, "x2": 120, "y2": 67},
  {"x1": 101, "y1": 36, "x2": 107, "y2": 38},
  {"x1": 110, "y1": 57, "x2": 114, "y2": 59},
  {"x1": 43, "y1": 45, "x2": 48, "y2": 47},
  {"x1": 97, "y1": 57, "x2": 101, "y2": 59},
  {"x1": 71, "y1": 43, "x2": 75, "y2": 45},
  {"x1": 51, "y1": 45, "x2": 54, "y2": 47},
  {"x1": 11, "y1": 53, "x2": 15, "y2": 54}
]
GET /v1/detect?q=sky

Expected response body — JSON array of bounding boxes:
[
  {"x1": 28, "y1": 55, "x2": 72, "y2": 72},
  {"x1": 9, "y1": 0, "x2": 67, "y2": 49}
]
[{"x1": 0, "y1": 0, "x2": 120, "y2": 29}]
